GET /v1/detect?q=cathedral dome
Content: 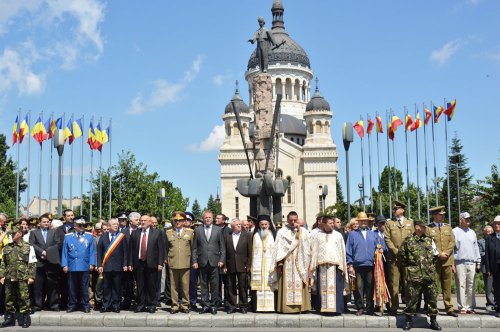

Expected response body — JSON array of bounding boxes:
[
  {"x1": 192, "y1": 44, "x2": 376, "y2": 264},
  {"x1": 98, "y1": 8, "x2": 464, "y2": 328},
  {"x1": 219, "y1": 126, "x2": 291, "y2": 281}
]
[
  {"x1": 280, "y1": 114, "x2": 306, "y2": 136},
  {"x1": 224, "y1": 81, "x2": 249, "y2": 114},
  {"x1": 247, "y1": 0, "x2": 310, "y2": 71},
  {"x1": 305, "y1": 81, "x2": 330, "y2": 112}
]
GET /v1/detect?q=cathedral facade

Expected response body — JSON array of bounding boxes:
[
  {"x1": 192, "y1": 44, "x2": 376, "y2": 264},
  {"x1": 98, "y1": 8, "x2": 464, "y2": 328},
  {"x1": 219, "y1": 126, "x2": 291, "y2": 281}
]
[{"x1": 218, "y1": 0, "x2": 338, "y2": 227}]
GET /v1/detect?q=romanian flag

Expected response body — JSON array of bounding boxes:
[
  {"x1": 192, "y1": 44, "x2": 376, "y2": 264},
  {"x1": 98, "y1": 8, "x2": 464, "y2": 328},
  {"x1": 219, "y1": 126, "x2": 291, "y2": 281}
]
[
  {"x1": 49, "y1": 118, "x2": 57, "y2": 139},
  {"x1": 445, "y1": 99, "x2": 456, "y2": 121},
  {"x1": 102, "y1": 126, "x2": 109, "y2": 144},
  {"x1": 411, "y1": 113, "x2": 422, "y2": 132},
  {"x1": 70, "y1": 118, "x2": 83, "y2": 144},
  {"x1": 64, "y1": 120, "x2": 73, "y2": 143},
  {"x1": 376, "y1": 116, "x2": 383, "y2": 133},
  {"x1": 94, "y1": 122, "x2": 104, "y2": 151},
  {"x1": 12, "y1": 115, "x2": 19, "y2": 145},
  {"x1": 405, "y1": 114, "x2": 413, "y2": 131},
  {"x1": 391, "y1": 116, "x2": 403, "y2": 132},
  {"x1": 388, "y1": 122, "x2": 395, "y2": 141},
  {"x1": 424, "y1": 108, "x2": 432, "y2": 125},
  {"x1": 87, "y1": 121, "x2": 96, "y2": 150},
  {"x1": 433, "y1": 105, "x2": 444, "y2": 123},
  {"x1": 31, "y1": 117, "x2": 47, "y2": 145},
  {"x1": 366, "y1": 119, "x2": 374, "y2": 135},
  {"x1": 19, "y1": 114, "x2": 30, "y2": 143},
  {"x1": 353, "y1": 120, "x2": 364, "y2": 138}
]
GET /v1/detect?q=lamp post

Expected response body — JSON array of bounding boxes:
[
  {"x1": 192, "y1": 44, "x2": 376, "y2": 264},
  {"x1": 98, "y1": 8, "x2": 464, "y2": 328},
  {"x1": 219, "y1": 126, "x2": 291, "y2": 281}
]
[
  {"x1": 358, "y1": 183, "x2": 364, "y2": 211},
  {"x1": 342, "y1": 123, "x2": 354, "y2": 223},
  {"x1": 160, "y1": 188, "x2": 165, "y2": 224},
  {"x1": 53, "y1": 129, "x2": 65, "y2": 217}
]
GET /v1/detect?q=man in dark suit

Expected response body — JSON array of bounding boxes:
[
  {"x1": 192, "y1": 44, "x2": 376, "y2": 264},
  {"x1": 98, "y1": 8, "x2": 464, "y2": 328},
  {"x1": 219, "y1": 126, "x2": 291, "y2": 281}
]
[
  {"x1": 224, "y1": 219, "x2": 252, "y2": 313},
  {"x1": 485, "y1": 215, "x2": 500, "y2": 318},
  {"x1": 29, "y1": 213, "x2": 61, "y2": 311},
  {"x1": 129, "y1": 214, "x2": 165, "y2": 313},
  {"x1": 120, "y1": 212, "x2": 140, "y2": 310},
  {"x1": 192, "y1": 210, "x2": 226, "y2": 314},
  {"x1": 96, "y1": 219, "x2": 128, "y2": 313}
]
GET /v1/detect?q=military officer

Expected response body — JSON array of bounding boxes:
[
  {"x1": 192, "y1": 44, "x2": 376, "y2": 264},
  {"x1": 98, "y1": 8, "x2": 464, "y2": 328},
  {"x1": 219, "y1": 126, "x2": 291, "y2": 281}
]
[
  {"x1": 383, "y1": 200, "x2": 414, "y2": 315},
  {"x1": 166, "y1": 212, "x2": 195, "y2": 313},
  {"x1": 399, "y1": 220, "x2": 441, "y2": 331},
  {"x1": 0, "y1": 225, "x2": 35, "y2": 328},
  {"x1": 61, "y1": 217, "x2": 96, "y2": 313},
  {"x1": 426, "y1": 206, "x2": 457, "y2": 317}
]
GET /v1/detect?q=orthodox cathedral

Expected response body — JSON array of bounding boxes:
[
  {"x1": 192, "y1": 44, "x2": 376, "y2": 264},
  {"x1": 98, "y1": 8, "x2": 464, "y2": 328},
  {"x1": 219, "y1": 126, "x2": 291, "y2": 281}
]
[{"x1": 218, "y1": 0, "x2": 338, "y2": 227}]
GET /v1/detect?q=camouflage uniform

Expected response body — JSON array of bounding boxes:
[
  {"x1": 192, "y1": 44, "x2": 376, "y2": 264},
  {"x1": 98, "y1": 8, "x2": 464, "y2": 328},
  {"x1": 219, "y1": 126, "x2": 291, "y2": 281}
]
[
  {"x1": 0, "y1": 238, "x2": 36, "y2": 314},
  {"x1": 399, "y1": 233, "x2": 438, "y2": 318}
]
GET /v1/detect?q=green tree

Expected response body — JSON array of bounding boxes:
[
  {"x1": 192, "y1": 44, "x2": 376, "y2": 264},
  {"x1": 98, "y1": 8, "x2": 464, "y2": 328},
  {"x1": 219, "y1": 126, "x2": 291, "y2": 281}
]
[
  {"x1": 323, "y1": 177, "x2": 360, "y2": 224},
  {"x1": 0, "y1": 134, "x2": 26, "y2": 216},
  {"x1": 473, "y1": 160, "x2": 500, "y2": 226},
  {"x1": 440, "y1": 135, "x2": 473, "y2": 227},
  {"x1": 82, "y1": 150, "x2": 189, "y2": 222},
  {"x1": 205, "y1": 194, "x2": 221, "y2": 216},
  {"x1": 191, "y1": 199, "x2": 202, "y2": 220}
]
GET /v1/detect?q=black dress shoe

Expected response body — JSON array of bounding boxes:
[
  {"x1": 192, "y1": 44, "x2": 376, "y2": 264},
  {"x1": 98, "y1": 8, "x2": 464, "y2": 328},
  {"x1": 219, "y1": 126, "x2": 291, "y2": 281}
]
[
  {"x1": 113, "y1": 308, "x2": 120, "y2": 313},
  {"x1": 201, "y1": 306, "x2": 211, "y2": 314},
  {"x1": 148, "y1": 307, "x2": 156, "y2": 313},
  {"x1": 227, "y1": 308, "x2": 236, "y2": 314},
  {"x1": 66, "y1": 307, "x2": 77, "y2": 313},
  {"x1": 83, "y1": 307, "x2": 91, "y2": 313},
  {"x1": 134, "y1": 307, "x2": 144, "y2": 313},
  {"x1": 211, "y1": 307, "x2": 217, "y2": 315},
  {"x1": 495, "y1": 312, "x2": 500, "y2": 318},
  {"x1": 100, "y1": 308, "x2": 107, "y2": 313},
  {"x1": 50, "y1": 308, "x2": 60, "y2": 312},
  {"x1": 240, "y1": 308, "x2": 248, "y2": 314},
  {"x1": 356, "y1": 308, "x2": 364, "y2": 316}
]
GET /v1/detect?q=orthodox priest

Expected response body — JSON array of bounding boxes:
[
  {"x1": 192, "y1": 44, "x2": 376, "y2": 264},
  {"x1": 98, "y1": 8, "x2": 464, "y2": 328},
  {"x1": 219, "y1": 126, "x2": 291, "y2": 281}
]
[
  {"x1": 268, "y1": 211, "x2": 311, "y2": 313},
  {"x1": 310, "y1": 216, "x2": 348, "y2": 314},
  {"x1": 250, "y1": 215, "x2": 275, "y2": 312}
]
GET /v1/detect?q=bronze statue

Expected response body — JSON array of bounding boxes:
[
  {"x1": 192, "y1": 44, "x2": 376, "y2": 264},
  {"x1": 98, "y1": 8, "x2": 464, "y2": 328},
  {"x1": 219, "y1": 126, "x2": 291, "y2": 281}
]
[{"x1": 248, "y1": 16, "x2": 282, "y2": 73}]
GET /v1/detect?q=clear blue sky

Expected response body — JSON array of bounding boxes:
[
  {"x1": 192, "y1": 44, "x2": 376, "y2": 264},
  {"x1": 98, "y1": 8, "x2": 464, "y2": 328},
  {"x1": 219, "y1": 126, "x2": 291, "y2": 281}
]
[{"x1": 0, "y1": 0, "x2": 499, "y2": 214}]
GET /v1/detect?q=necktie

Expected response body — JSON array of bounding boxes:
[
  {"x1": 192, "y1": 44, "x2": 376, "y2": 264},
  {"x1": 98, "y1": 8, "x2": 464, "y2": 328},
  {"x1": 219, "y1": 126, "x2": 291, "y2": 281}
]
[
  {"x1": 42, "y1": 229, "x2": 47, "y2": 243},
  {"x1": 140, "y1": 230, "x2": 147, "y2": 261},
  {"x1": 205, "y1": 226, "x2": 210, "y2": 241},
  {"x1": 110, "y1": 233, "x2": 115, "y2": 242},
  {"x1": 177, "y1": 229, "x2": 180, "y2": 237}
]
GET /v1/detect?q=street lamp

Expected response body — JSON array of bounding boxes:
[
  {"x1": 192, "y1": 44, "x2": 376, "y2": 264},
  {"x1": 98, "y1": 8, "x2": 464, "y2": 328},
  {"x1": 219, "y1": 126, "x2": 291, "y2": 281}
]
[
  {"x1": 358, "y1": 183, "x2": 364, "y2": 211},
  {"x1": 53, "y1": 128, "x2": 65, "y2": 217},
  {"x1": 342, "y1": 123, "x2": 354, "y2": 222},
  {"x1": 159, "y1": 188, "x2": 165, "y2": 224}
]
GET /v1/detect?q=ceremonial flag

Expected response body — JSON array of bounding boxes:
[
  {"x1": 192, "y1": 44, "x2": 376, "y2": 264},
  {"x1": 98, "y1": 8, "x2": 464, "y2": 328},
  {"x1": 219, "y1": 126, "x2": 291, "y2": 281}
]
[
  {"x1": 94, "y1": 122, "x2": 104, "y2": 151},
  {"x1": 87, "y1": 121, "x2": 96, "y2": 150},
  {"x1": 353, "y1": 120, "x2": 364, "y2": 138},
  {"x1": 19, "y1": 114, "x2": 29, "y2": 143},
  {"x1": 405, "y1": 114, "x2": 413, "y2": 131},
  {"x1": 388, "y1": 122, "x2": 395, "y2": 141},
  {"x1": 12, "y1": 115, "x2": 19, "y2": 145},
  {"x1": 391, "y1": 116, "x2": 403, "y2": 132},
  {"x1": 411, "y1": 112, "x2": 422, "y2": 131},
  {"x1": 55, "y1": 117, "x2": 63, "y2": 130},
  {"x1": 49, "y1": 118, "x2": 57, "y2": 139},
  {"x1": 445, "y1": 99, "x2": 456, "y2": 121},
  {"x1": 70, "y1": 118, "x2": 83, "y2": 144},
  {"x1": 433, "y1": 105, "x2": 444, "y2": 123},
  {"x1": 376, "y1": 116, "x2": 383, "y2": 133},
  {"x1": 424, "y1": 108, "x2": 432, "y2": 125},
  {"x1": 367, "y1": 119, "x2": 374, "y2": 135},
  {"x1": 102, "y1": 126, "x2": 109, "y2": 144},
  {"x1": 31, "y1": 117, "x2": 47, "y2": 145},
  {"x1": 64, "y1": 120, "x2": 73, "y2": 143}
]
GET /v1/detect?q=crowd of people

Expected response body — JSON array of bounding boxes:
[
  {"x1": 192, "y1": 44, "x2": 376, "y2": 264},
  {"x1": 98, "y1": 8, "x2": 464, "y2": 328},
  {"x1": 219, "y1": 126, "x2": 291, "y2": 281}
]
[{"x1": 0, "y1": 202, "x2": 499, "y2": 330}]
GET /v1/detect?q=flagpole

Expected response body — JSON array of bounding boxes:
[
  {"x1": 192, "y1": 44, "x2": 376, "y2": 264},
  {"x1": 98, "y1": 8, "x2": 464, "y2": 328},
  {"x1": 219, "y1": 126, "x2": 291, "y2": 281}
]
[
  {"x1": 404, "y1": 107, "x2": 411, "y2": 218},
  {"x1": 15, "y1": 109, "x2": 21, "y2": 219},
  {"x1": 414, "y1": 105, "x2": 421, "y2": 220},
  {"x1": 108, "y1": 118, "x2": 112, "y2": 220},
  {"x1": 38, "y1": 111, "x2": 44, "y2": 216},
  {"x1": 391, "y1": 109, "x2": 399, "y2": 201},
  {"x1": 367, "y1": 114, "x2": 374, "y2": 213},
  {"x1": 89, "y1": 116, "x2": 94, "y2": 224},
  {"x1": 376, "y1": 112, "x2": 383, "y2": 214},
  {"x1": 360, "y1": 116, "x2": 366, "y2": 212},
  {"x1": 62, "y1": 113, "x2": 65, "y2": 212},
  {"x1": 99, "y1": 117, "x2": 103, "y2": 219},
  {"x1": 70, "y1": 114, "x2": 74, "y2": 210},
  {"x1": 385, "y1": 110, "x2": 392, "y2": 218},
  {"x1": 26, "y1": 110, "x2": 31, "y2": 216},
  {"x1": 430, "y1": 101, "x2": 438, "y2": 206},
  {"x1": 80, "y1": 116, "x2": 85, "y2": 216},
  {"x1": 49, "y1": 112, "x2": 54, "y2": 215},
  {"x1": 444, "y1": 98, "x2": 452, "y2": 223},
  {"x1": 423, "y1": 103, "x2": 430, "y2": 223}
]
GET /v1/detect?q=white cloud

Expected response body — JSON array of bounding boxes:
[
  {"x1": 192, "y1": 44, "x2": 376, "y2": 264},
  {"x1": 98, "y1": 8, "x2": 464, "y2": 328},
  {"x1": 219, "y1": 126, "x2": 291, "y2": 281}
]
[
  {"x1": 430, "y1": 40, "x2": 461, "y2": 65},
  {"x1": 465, "y1": 0, "x2": 480, "y2": 5},
  {"x1": 0, "y1": 47, "x2": 44, "y2": 96},
  {"x1": 479, "y1": 48, "x2": 500, "y2": 62},
  {"x1": 128, "y1": 56, "x2": 204, "y2": 115},
  {"x1": 189, "y1": 124, "x2": 225, "y2": 152},
  {"x1": 213, "y1": 75, "x2": 224, "y2": 87}
]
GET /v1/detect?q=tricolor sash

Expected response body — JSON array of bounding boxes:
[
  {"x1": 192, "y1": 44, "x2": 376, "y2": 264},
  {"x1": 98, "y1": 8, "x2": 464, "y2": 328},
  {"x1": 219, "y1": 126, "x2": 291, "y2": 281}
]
[{"x1": 102, "y1": 233, "x2": 125, "y2": 268}]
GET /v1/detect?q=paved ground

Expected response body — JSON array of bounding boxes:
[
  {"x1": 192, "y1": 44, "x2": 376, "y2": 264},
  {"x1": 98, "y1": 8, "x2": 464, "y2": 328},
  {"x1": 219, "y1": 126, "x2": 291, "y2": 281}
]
[{"x1": 3, "y1": 295, "x2": 499, "y2": 328}]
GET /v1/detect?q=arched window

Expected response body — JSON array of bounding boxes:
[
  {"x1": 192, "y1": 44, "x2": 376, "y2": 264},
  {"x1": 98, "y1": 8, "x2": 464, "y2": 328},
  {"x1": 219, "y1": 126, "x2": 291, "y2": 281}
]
[
  {"x1": 308, "y1": 122, "x2": 313, "y2": 134},
  {"x1": 286, "y1": 176, "x2": 292, "y2": 204},
  {"x1": 294, "y1": 79, "x2": 300, "y2": 101},
  {"x1": 325, "y1": 121, "x2": 330, "y2": 134},
  {"x1": 275, "y1": 78, "x2": 283, "y2": 98},
  {"x1": 315, "y1": 120, "x2": 322, "y2": 133},
  {"x1": 285, "y1": 78, "x2": 292, "y2": 100},
  {"x1": 232, "y1": 123, "x2": 239, "y2": 136},
  {"x1": 242, "y1": 123, "x2": 248, "y2": 136}
]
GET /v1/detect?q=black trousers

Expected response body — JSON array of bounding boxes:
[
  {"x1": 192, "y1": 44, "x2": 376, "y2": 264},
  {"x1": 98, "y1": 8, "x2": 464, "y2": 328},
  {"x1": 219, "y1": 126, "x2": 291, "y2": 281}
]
[
  {"x1": 217, "y1": 271, "x2": 228, "y2": 307},
  {"x1": 33, "y1": 265, "x2": 59, "y2": 310},
  {"x1": 199, "y1": 264, "x2": 219, "y2": 308},
  {"x1": 121, "y1": 270, "x2": 134, "y2": 309},
  {"x1": 494, "y1": 264, "x2": 500, "y2": 313},
  {"x1": 355, "y1": 266, "x2": 374, "y2": 311},
  {"x1": 134, "y1": 261, "x2": 157, "y2": 310},
  {"x1": 227, "y1": 272, "x2": 248, "y2": 309},
  {"x1": 59, "y1": 270, "x2": 68, "y2": 309},
  {"x1": 103, "y1": 271, "x2": 122, "y2": 310}
]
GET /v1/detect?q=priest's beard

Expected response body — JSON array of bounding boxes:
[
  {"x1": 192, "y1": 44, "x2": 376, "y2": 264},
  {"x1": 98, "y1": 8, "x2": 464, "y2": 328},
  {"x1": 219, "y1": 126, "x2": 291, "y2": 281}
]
[{"x1": 260, "y1": 229, "x2": 269, "y2": 240}]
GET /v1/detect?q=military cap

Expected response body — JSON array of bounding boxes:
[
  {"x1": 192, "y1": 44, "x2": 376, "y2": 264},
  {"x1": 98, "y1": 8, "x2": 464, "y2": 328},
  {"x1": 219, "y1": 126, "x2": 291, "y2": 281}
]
[
  {"x1": 28, "y1": 215, "x2": 39, "y2": 226},
  {"x1": 356, "y1": 211, "x2": 370, "y2": 221},
  {"x1": 11, "y1": 224, "x2": 22, "y2": 233},
  {"x1": 185, "y1": 212, "x2": 195, "y2": 222},
  {"x1": 258, "y1": 215, "x2": 271, "y2": 222},
  {"x1": 117, "y1": 212, "x2": 128, "y2": 219},
  {"x1": 429, "y1": 206, "x2": 446, "y2": 215},
  {"x1": 74, "y1": 216, "x2": 87, "y2": 225},
  {"x1": 367, "y1": 212, "x2": 375, "y2": 221},
  {"x1": 414, "y1": 220, "x2": 427, "y2": 227},
  {"x1": 393, "y1": 200, "x2": 407, "y2": 210},
  {"x1": 247, "y1": 215, "x2": 258, "y2": 223},
  {"x1": 375, "y1": 215, "x2": 387, "y2": 224},
  {"x1": 39, "y1": 212, "x2": 53, "y2": 221},
  {"x1": 172, "y1": 211, "x2": 186, "y2": 221}
]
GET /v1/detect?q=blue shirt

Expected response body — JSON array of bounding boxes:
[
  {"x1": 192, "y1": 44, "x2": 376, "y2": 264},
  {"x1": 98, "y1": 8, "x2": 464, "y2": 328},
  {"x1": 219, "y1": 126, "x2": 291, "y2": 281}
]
[
  {"x1": 61, "y1": 231, "x2": 96, "y2": 271},
  {"x1": 346, "y1": 228, "x2": 382, "y2": 267}
]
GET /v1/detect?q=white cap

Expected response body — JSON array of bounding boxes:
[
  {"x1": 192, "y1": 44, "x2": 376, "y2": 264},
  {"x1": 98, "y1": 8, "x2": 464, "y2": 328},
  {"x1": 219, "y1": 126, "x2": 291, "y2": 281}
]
[
  {"x1": 460, "y1": 212, "x2": 471, "y2": 219},
  {"x1": 494, "y1": 215, "x2": 500, "y2": 223}
]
